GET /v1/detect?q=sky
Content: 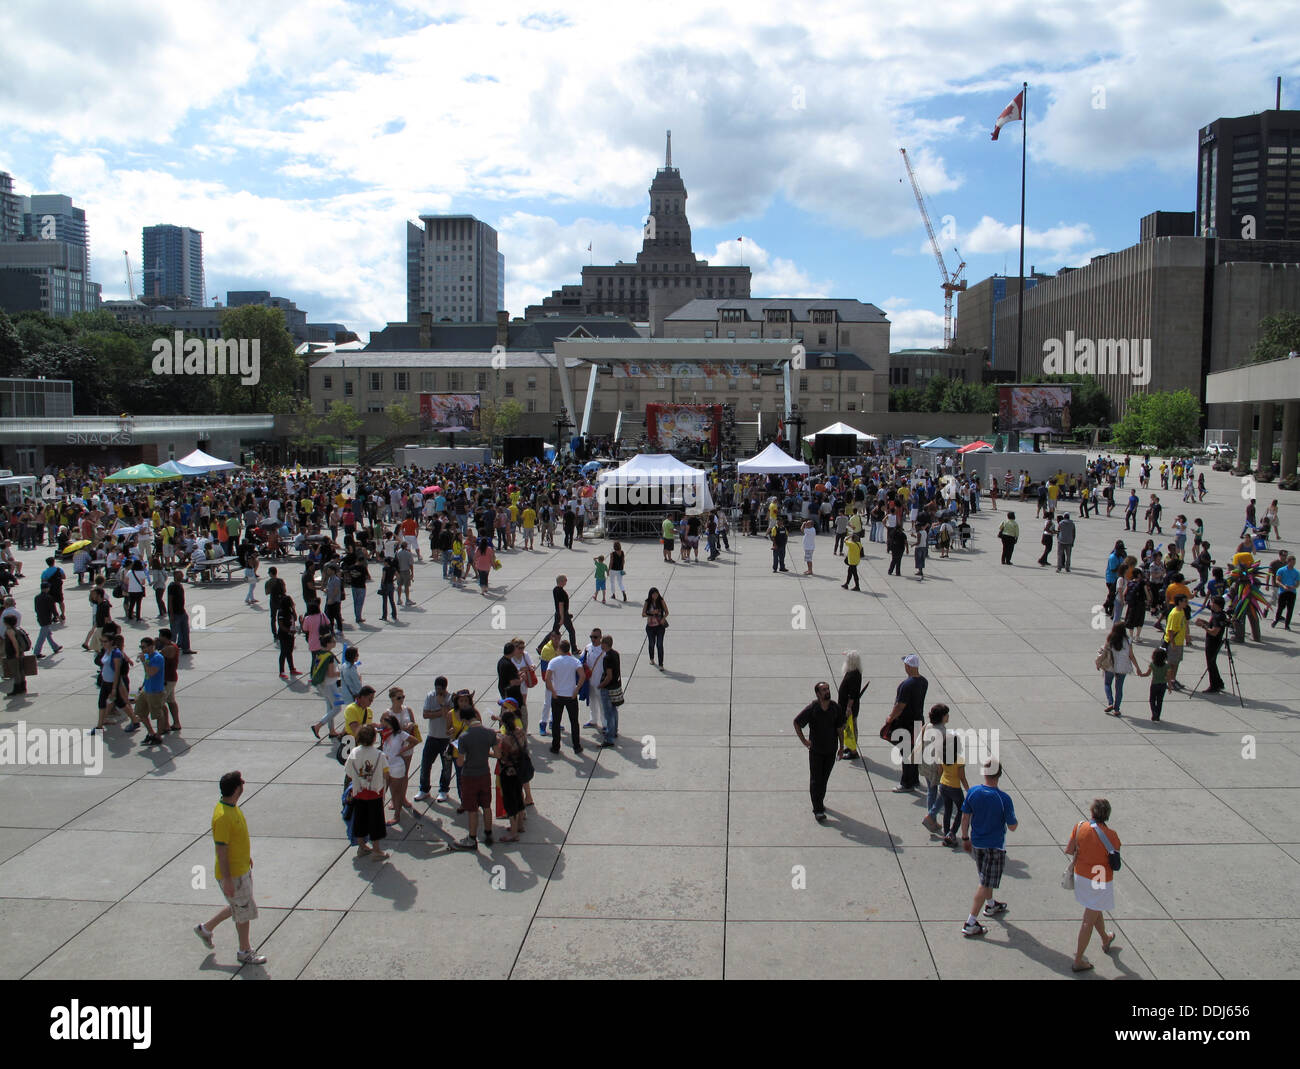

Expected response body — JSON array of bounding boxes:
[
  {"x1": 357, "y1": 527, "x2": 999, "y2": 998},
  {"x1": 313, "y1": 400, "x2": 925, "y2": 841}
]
[{"x1": 2, "y1": 0, "x2": 1298, "y2": 350}]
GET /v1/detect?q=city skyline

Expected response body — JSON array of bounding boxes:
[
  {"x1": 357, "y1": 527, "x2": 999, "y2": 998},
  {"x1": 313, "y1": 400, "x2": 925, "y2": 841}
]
[{"x1": 1, "y1": 1, "x2": 1297, "y2": 346}]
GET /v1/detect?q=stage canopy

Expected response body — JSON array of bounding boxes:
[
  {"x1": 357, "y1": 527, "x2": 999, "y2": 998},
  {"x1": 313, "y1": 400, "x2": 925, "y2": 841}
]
[
  {"x1": 738, "y1": 443, "x2": 810, "y2": 475},
  {"x1": 956, "y1": 440, "x2": 993, "y2": 454},
  {"x1": 104, "y1": 463, "x2": 181, "y2": 484},
  {"x1": 595, "y1": 453, "x2": 714, "y2": 515},
  {"x1": 920, "y1": 437, "x2": 959, "y2": 450},
  {"x1": 802, "y1": 421, "x2": 878, "y2": 442}
]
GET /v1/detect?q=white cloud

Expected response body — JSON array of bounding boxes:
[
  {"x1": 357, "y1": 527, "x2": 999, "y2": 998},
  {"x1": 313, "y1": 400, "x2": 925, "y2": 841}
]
[
  {"x1": 708, "y1": 237, "x2": 830, "y2": 297},
  {"x1": 880, "y1": 298, "x2": 945, "y2": 351},
  {"x1": 963, "y1": 215, "x2": 1097, "y2": 262}
]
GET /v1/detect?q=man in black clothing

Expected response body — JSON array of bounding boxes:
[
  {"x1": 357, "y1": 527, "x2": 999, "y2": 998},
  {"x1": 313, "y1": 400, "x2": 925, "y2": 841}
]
[
  {"x1": 264, "y1": 566, "x2": 286, "y2": 639},
  {"x1": 33, "y1": 583, "x2": 62, "y2": 656},
  {"x1": 1195, "y1": 596, "x2": 1229, "y2": 693},
  {"x1": 562, "y1": 507, "x2": 576, "y2": 549},
  {"x1": 793, "y1": 681, "x2": 846, "y2": 821},
  {"x1": 496, "y1": 640, "x2": 523, "y2": 705},
  {"x1": 887, "y1": 655, "x2": 928, "y2": 791},
  {"x1": 552, "y1": 575, "x2": 577, "y2": 648},
  {"x1": 167, "y1": 570, "x2": 194, "y2": 654},
  {"x1": 770, "y1": 520, "x2": 789, "y2": 572}
]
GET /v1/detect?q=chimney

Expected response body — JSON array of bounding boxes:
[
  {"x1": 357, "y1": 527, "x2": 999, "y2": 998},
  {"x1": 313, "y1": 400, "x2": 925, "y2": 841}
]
[
  {"x1": 419, "y1": 311, "x2": 432, "y2": 349},
  {"x1": 496, "y1": 309, "x2": 509, "y2": 349}
]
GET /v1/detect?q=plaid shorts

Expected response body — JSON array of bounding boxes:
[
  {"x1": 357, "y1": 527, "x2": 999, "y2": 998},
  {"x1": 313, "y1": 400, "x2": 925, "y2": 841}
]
[{"x1": 973, "y1": 847, "x2": 1006, "y2": 889}]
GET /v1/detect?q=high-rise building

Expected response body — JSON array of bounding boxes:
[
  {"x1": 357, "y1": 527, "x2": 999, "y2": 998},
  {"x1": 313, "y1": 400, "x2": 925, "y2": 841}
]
[
  {"x1": 406, "y1": 214, "x2": 500, "y2": 323},
  {"x1": 142, "y1": 224, "x2": 205, "y2": 305},
  {"x1": 1197, "y1": 109, "x2": 1300, "y2": 241},
  {"x1": 23, "y1": 194, "x2": 88, "y2": 253},
  {"x1": 526, "y1": 133, "x2": 751, "y2": 334},
  {"x1": 0, "y1": 173, "x2": 22, "y2": 244},
  {"x1": 497, "y1": 251, "x2": 505, "y2": 315}
]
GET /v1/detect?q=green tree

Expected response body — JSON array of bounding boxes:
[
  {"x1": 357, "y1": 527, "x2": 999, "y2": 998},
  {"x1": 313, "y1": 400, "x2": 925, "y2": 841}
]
[
  {"x1": 1111, "y1": 390, "x2": 1200, "y2": 451},
  {"x1": 385, "y1": 398, "x2": 415, "y2": 432},
  {"x1": 922, "y1": 375, "x2": 948, "y2": 412},
  {"x1": 479, "y1": 397, "x2": 524, "y2": 440},
  {"x1": 889, "y1": 387, "x2": 925, "y2": 412},
  {"x1": 1249, "y1": 312, "x2": 1300, "y2": 363},
  {"x1": 0, "y1": 310, "x2": 23, "y2": 374},
  {"x1": 214, "y1": 305, "x2": 303, "y2": 412}
]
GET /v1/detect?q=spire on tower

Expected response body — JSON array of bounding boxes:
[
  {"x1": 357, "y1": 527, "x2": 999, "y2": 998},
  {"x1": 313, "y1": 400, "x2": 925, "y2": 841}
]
[{"x1": 665, "y1": 129, "x2": 672, "y2": 169}]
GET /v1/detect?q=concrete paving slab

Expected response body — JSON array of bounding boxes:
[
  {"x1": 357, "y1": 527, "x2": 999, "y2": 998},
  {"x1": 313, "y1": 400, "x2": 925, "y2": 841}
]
[{"x1": 513, "y1": 918, "x2": 724, "y2": 979}]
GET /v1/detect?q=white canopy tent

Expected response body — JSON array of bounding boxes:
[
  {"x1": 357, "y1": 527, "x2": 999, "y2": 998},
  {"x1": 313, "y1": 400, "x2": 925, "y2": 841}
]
[
  {"x1": 595, "y1": 453, "x2": 714, "y2": 519},
  {"x1": 175, "y1": 448, "x2": 240, "y2": 473},
  {"x1": 801, "y1": 421, "x2": 878, "y2": 442},
  {"x1": 737, "y1": 443, "x2": 810, "y2": 475}
]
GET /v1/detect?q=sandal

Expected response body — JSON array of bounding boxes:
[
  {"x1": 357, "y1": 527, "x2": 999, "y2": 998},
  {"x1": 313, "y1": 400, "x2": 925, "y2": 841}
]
[
  {"x1": 1071, "y1": 959, "x2": 1095, "y2": 972},
  {"x1": 1102, "y1": 934, "x2": 1119, "y2": 953}
]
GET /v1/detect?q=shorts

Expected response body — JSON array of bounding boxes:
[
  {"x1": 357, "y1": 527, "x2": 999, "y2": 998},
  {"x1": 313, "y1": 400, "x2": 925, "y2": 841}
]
[
  {"x1": 164, "y1": 680, "x2": 176, "y2": 703},
  {"x1": 973, "y1": 847, "x2": 1006, "y2": 889},
  {"x1": 595, "y1": 579, "x2": 606, "y2": 591},
  {"x1": 138, "y1": 690, "x2": 164, "y2": 719},
  {"x1": 404, "y1": 535, "x2": 418, "y2": 550},
  {"x1": 350, "y1": 795, "x2": 387, "y2": 843},
  {"x1": 97, "y1": 680, "x2": 118, "y2": 709},
  {"x1": 220, "y1": 871, "x2": 259, "y2": 923},
  {"x1": 662, "y1": 538, "x2": 674, "y2": 551},
  {"x1": 461, "y1": 774, "x2": 492, "y2": 811},
  {"x1": 1166, "y1": 643, "x2": 1184, "y2": 666}
]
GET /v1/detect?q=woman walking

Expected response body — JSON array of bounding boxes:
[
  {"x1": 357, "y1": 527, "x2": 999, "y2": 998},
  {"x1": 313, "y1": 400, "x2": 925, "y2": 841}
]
[
  {"x1": 1064, "y1": 798, "x2": 1122, "y2": 972},
  {"x1": 472, "y1": 538, "x2": 495, "y2": 597},
  {"x1": 608, "y1": 542, "x2": 627, "y2": 601},
  {"x1": 836, "y1": 651, "x2": 863, "y2": 760},
  {"x1": 886, "y1": 523, "x2": 907, "y2": 577},
  {"x1": 243, "y1": 550, "x2": 260, "y2": 606},
  {"x1": 1098, "y1": 622, "x2": 1148, "y2": 717},
  {"x1": 276, "y1": 594, "x2": 301, "y2": 679},
  {"x1": 150, "y1": 553, "x2": 168, "y2": 619},
  {"x1": 642, "y1": 587, "x2": 669, "y2": 669}
]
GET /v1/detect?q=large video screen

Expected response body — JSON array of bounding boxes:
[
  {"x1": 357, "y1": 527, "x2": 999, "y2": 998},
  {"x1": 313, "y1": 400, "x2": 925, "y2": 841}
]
[
  {"x1": 419, "y1": 393, "x2": 481, "y2": 432},
  {"x1": 645, "y1": 403, "x2": 721, "y2": 453},
  {"x1": 998, "y1": 384, "x2": 1072, "y2": 433}
]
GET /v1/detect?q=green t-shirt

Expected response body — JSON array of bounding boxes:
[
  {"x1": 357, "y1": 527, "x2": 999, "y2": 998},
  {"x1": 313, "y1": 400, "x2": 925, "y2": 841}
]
[
  {"x1": 594, "y1": 561, "x2": 608, "y2": 580},
  {"x1": 1152, "y1": 663, "x2": 1169, "y2": 685},
  {"x1": 662, "y1": 518, "x2": 675, "y2": 539}
]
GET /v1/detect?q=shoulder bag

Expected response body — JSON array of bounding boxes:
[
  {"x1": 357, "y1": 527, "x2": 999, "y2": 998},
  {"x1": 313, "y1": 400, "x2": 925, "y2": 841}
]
[
  {"x1": 1091, "y1": 820, "x2": 1121, "y2": 871},
  {"x1": 1095, "y1": 643, "x2": 1114, "y2": 672}
]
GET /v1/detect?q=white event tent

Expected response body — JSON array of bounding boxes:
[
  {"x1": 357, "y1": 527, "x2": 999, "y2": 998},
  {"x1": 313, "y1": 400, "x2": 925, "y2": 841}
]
[
  {"x1": 595, "y1": 453, "x2": 714, "y2": 518},
  {"x1": 161, "y1": 448, "x2": 241, "y2": 476},
  {"x1": 801, "y1": 421, "x2": 878, "y2": 442},
  {"x1": 737, "y1": 443, "x2": 810, "y2": 475}
]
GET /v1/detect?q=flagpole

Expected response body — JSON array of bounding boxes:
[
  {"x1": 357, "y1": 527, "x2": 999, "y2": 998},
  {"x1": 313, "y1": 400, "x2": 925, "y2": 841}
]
[{"x1": 1016, "y1": 81, "x2": 1027, "y2": 379}]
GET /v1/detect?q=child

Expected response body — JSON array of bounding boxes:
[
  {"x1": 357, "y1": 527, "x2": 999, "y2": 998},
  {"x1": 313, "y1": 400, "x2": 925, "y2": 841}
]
[
  {"x1": 1191, "y1": 518, "x2": 1205, "y2": 559},
  {"x1": 1149, "y1": 646, "x2": 1169, "y2": 722},
  {"x1": 592, "y1": 554, "x2": 608, "y2": 603},
  {"x1": 450, "y1": 535, "x2": 465, "y2": 587}
]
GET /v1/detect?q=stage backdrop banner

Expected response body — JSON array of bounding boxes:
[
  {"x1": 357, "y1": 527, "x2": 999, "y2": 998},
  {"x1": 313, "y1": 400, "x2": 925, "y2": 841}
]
[
  {"x1": 997, "y1": 384, "x2": 1073, "y2": 434},
  {"x1": 419, "y1": 393, "x2": 481, "y2": 432},
  {"x1": 645, "y1": 403, "x2": 721, "y2": 453}
]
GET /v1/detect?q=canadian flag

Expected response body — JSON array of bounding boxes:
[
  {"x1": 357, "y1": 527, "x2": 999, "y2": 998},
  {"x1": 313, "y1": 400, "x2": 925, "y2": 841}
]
[{"x1": 991, "y1": 90, "x2": 1024, "y2": 141}]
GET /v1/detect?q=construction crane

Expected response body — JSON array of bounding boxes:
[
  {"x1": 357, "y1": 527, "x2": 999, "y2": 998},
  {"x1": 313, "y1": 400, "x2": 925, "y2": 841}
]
[
  {"x1": 123, "y1": 250, "x2": 135, "y2": 300},
  {"x1": 900, "y1": 147, "x2": 967, "y2": 349}
]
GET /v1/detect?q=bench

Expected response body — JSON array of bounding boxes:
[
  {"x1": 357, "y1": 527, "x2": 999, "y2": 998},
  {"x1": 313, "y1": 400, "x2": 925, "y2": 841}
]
[{"x1": 186, "y1": 558, "x2": 242, "y2": 584}]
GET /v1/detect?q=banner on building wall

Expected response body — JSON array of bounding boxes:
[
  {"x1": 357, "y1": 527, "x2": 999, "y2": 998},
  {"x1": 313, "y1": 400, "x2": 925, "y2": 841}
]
[
  {"x1": 645, "y1": 403, "x2": 722, "y2": 453},
  {"x1": 419, "y1": 393, "x2": 481, "y2": 432},
  {"x1": 997, "y1": 384, "x2": 1072, "y2": 433},
  {"x1": 611, "y1": 361, "x2": 761, "y2": 380}
]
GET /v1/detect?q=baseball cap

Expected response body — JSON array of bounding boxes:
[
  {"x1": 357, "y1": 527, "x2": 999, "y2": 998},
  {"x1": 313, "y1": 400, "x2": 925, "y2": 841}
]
[{"x1": 901, "y1": 654, "x2": 920, "y2": 668}]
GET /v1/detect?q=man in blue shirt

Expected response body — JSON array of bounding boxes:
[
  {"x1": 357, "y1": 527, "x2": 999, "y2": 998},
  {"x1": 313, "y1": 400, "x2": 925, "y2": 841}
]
[
  {"x1": 1273, "y1": 555, "x2": 1298, "y2": 631},
  {"x1": 1103, "y1": 540, "x2": 1126, "y2": 615},
  {"x1": 960, "y1": 760, "x2": 1018, "y2": 937},
  {"x1": 1124, "y1": 490, "x2": 1139, "y2": 531}
]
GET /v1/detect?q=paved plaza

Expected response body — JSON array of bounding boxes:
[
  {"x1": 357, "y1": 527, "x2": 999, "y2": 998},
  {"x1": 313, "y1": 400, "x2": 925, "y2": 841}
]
[{"x1": 1, "y1": 461, "x2": 1298, "y2": 980}]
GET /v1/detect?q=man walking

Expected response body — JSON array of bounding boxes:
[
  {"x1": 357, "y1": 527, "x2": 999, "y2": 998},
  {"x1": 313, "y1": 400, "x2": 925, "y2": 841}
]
[
  {"x1": 1124, "y1": 490, "x2": 1139, "y2": 531},
  {"x1": 1272, "y1": 555, "x2": 1297, "y2": 630},
  {"x1": 597, "y1": 635, "x2": 622, "y2": 746},
  {"x1": 1036, "y1": 514, "x2": 1055, "y2": 567},
  {"x1": 264, "y1": 566, "x2": 286, "y2": 640},
  {"x1": 552, "y1": 575, "x2": 577, "y2": 648},
  {"x1": 959, "y1": 760, "x2": 1018, "y2": 938},
  {"x1": 1055, "y1": 513, "x2": 1076, "y2": 572},
  {"x1": 793, "y1": 681, "x2": 846, "y2": 822},
  {"x1": 544, "y1": 639, "x2": 585, "y2": 755},
  {"x1": 194, "y1": 771, "x2": 267, "y2": 965},
  {"x1": 841, "y1": 533, "x2": 862, "y2": 590},
  {"x1": 886, "y1": 654, "x2": 928, "y2": 792},
  {"x1": 32, "y1": 583, "x2": 62, "y2": 657}
]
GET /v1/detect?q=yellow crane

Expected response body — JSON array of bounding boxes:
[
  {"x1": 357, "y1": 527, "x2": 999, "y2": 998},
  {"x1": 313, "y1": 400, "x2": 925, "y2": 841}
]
[{"x1": 900, "y1": 147, "x2": 966, "y2": 349}]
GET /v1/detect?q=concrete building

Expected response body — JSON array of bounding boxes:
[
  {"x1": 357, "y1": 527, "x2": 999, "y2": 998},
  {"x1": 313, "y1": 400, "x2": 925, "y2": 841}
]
[
  {"x1": 0, "y1": 173, "x2": 20, "y2": 243},
  {"x1": 141, "y1": 224, "x2": 205, "y2": 305},
  {"x1": 406, "y1": 214, "x2": 501, "y2": 324},
  {"x1": 990, "y1": 211, "x2": 1300, "y2": 423},
  {"x1": 663, "y1": 298, "x2": 890, "y2": 414},
  {"x1": 1206, "y1": 357, "x2": 1300, "y2": 484},
  {"x1": 24, "y1": 194, "x2": 88, "y2": 252},
  {"x1": 526, "y1": 133, "x2": 751, "y2": 333},
  {"x1": 888, "y1": 349, "x2": 988, "y2": 392},
  {"x1": 0, "y1": 240, "x2": 100, "y2": 317},
  {"x1": 954, "y1": 272, "x2": 1048, "y2": 369},
  {"x1": 1198, "y1": 108, "x2": 1300, "y2": 241}
]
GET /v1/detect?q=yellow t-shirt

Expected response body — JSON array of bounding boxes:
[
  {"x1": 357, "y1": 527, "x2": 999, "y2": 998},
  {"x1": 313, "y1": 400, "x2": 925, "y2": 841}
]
[
  {"x1": 938, "y1": 732, "x2": 964, "y2": 788},
  {"x1": 845, "y1": 540, "x2": 862, "y2": 566},
  {"x1": 522, "y1": 508, "x2": 537, "y2": 529},
  {"x1": 211, "y1": 801, "x2": 251, "y2": 879},
  {"x1": 344, "y1": 701, "x2": 371, "y2": 737},
  {"x1": 1164, "y1": 606, "x2": 1188, "y2": 648}
]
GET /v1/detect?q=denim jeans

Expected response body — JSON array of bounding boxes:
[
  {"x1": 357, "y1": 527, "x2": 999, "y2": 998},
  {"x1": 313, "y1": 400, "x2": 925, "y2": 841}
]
[
  {"x1": 925, "y1": 775, "x2": 941, "y2": 818},
  {"x1": 33, "y1": 624, "x2": 59, "y2": 655},
  {"x1": 169, "y1": 611, "x2": 191, "y2": 652},
  {"x1": 1103, "y1": 670, "x2": 1126, "y2": 710},
  {"x1": 600, "y1": 687, "x2": 618, "y2": 740},
  {"x1": 419, "y1": 736, "x2": 455, "y2": 793},
  {"x1": 351, "y1": 587, "x2": 365, "y2": 622},
  {"x1": 441, "y1": 549, "x2": 452, "y2": 578},
  {"x1": 939, "y1": 784, "x2": 965, "y2": 835}
]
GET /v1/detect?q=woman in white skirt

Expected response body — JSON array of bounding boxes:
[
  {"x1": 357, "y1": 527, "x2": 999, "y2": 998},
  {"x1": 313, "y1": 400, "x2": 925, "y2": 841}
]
[{"x1": 1064, "y1": 798, "x2": 1122, "y2": 972}]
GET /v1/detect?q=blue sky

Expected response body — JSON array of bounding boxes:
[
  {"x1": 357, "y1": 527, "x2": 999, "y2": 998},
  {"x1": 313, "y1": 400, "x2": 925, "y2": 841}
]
[{"x1": 2, "y1": 0, "x2": 1297, "y2": 348}]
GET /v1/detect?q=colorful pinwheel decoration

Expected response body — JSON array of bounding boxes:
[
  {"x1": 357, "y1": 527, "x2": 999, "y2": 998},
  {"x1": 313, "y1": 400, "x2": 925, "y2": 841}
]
[{"x1": 1227, "y1": 562, "x2": 1268, "y2": 622}]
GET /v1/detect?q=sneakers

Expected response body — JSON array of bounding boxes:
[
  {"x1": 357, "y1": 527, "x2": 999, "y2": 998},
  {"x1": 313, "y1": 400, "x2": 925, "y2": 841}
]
[
  {"x1": 813, "y1": 811, "x2": 827, "y2": 822},
  {"x1": 451, "y1": 835, "x2": 478, "y2": 851},
  {"x1": 983, "y1": 900, "x2": 1009, "y2": 917},
  {"x1": 413, "y1": 790, "x2": 432, "y2": 802},
  {"x1": 921, "y1": 815, "x2": 941, "y2": 833},
  {"x1": 236, "y1": 948, "x2": 267, "y2": 965},
  {"x1": 436, "y1": 791, "x2": 449, "y2": 803},
  {"x1": 123, "y1": 722, "x2": 141, "y2": 734},
  {"x1": 961, "y1": 920, "x2": 987, "y2": 938},
  {"x1": 942, "y1": 834, "x2": 957, "y2": 847},
  {"x1": 194, "y1": 923, "x2": 214, "y2": 948}
]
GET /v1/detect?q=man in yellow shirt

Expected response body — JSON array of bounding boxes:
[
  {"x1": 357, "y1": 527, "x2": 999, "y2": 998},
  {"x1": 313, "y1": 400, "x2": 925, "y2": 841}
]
[
  {"x1": 1163, "y1": 594, "x2": 1189, "y2": 692},
  {"x1": 344, "y1": 687, "x2": 376, "y2": 738},
  {"x1": 842, "y1": 534, "x2": 863, "y2": 590},
  {"x1": 521, "y1": 505, "x2": 537, "y2": 550},
  {"x1": 194, "y1": 771, "x2": 266, "y2": 965}
]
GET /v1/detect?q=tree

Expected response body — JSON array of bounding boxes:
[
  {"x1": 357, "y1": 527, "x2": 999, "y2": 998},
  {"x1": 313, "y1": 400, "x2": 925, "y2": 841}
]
[
  {"x1": 385, "y1": 398, "x2": 415, "y2": 433},
  {"x1": 214, "y1": 305, "x2": 303, "y2": 413},
  {"x1": 889, "y1": 387, "x2": 925, "y2": 412},
  {"x1": 1249, "y1": 312, "x2": 1300, "y2": 363},
  {"x1": 479, "y1": 397, "x2": 523, "y2": 440},
  {"x1": 0, "y1": 311, "x2": 23, "y2": 375},
  {"x1": 1111, "y1": 390, "x2": 1199, "y2": 451},
  {"x1": 922, "y1": 375, "x2": 948, "y2": 413}
]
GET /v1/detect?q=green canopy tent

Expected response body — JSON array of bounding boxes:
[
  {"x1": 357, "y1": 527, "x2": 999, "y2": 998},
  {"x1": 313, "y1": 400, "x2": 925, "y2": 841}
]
[{"x1": 103, "y1": 463, "x2": 182, "y2": 484}]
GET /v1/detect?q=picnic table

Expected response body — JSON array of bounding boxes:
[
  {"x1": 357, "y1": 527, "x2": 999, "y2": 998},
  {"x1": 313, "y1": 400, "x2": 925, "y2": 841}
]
[{"x1": 186, "y1": 557, "x2": 242, "y2": 583}]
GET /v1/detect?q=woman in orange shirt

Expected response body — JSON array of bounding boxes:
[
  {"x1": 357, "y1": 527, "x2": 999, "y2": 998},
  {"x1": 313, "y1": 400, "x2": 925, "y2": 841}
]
[{"x1": 1064, "y1": 798, "x2": 1122, "y2": 972}]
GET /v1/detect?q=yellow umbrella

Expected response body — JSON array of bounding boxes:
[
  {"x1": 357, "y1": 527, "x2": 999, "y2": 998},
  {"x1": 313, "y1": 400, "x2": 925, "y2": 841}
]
[{"x1": 61, "y1": 539, "x2": 92, "y2": 554}]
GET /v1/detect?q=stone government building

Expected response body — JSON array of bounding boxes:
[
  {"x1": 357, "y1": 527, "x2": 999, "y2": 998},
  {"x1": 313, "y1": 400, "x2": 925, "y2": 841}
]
[{"x1": 525, "y1": 132, "x2": 752, "y2": 334}]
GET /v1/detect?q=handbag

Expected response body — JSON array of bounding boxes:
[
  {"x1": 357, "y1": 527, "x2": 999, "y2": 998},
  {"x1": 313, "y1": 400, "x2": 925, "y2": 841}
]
[
  {"x1": 21, "y1": 653, "x2": 38, "y2": 676},
  {"x1": 1091, "y1": 820, "x2": 1122, "y2": 871},
  {"x1": 607, "y1": 685, "x2": 625, "y2": 707},
  {"x1": 523, "y1": 664, "x2": 539, "y2": 688},
  {"x1": 1094, "y1": 643, "x2": 1114, "y2": 672}
]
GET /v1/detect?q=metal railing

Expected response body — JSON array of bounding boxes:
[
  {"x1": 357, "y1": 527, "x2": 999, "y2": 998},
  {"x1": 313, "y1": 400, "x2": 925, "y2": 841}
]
[{"x1": 601, "y1": 510, "x2": 674, "y2": 539}]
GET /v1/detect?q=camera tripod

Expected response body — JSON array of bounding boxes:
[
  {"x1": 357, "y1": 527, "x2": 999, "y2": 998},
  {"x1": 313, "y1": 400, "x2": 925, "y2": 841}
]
[{"x1": 1188, "y1": 637, "x2": 1243, "y2": 707}]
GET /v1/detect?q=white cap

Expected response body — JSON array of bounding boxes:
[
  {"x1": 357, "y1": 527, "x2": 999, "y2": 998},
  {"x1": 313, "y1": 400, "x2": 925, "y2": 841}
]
[{"x1": 902, "y1": 654, "x2": 920, "y2": 668}]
